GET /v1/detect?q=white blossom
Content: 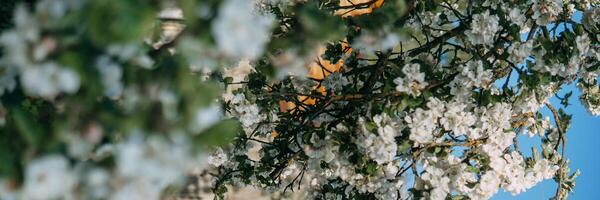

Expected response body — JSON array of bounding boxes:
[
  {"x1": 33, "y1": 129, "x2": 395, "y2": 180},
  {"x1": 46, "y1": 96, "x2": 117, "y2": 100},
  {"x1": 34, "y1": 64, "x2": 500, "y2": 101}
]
[
  {"x1": 22, "y1": 155, "x2": 76, "y2": 200},
  {"x1": 461, "y1": 60, "x2": 493, "y2": 88},
  {"x1": 508, "y1": 7, "x2": 527, "y2": 27},
  {"x1": 394, "y1": 63, "x2": 428, "y2": 97},
  {"x1": 576, "y1": 34, "x2": 591, "y2": 57},
  {"x1": 230, "y1": 93, "x2": 265, "y2": 133},
  {"x1": 212, "y1": 0, "x2": 275, "y2": 60},
  {"x1": 95, "y1": 56, "x2": 123, "y2": 99},
  {"x1": 354, "y1": 31, "x2": 400, "y2": 54},
  {"x1": 533, "y1": 159, "x2": 559, "y2": 180},
  {"x1": 421, "y1": 166, "x2": 450, "y2": 200},
  {"x1": 21, "y1": 62, "x2": 80, "y2": 98},
  {"x1": 357, "y1": 114, "x2": 399, "y2": 164},
  {"x1": 578, "y1": 82, "x2": 600, "y2": 115},
  {"x1": 466, "y1": 11, "x2": 500, "y2": 46},
  {"x1": 508, "y1": 41, "x2": 533, "y2": 64},
  {"x1": 83, "y1": 168, "x2": 110, "y2": 199},
  {"x1": 406, "y1": 108, "x2": 438, "y2": 146},
  {"x1": 470, "y1": 171, "x2": 501, "y2": 199},
  {"x1": 440, "y1": 101, "x2": 476, "y2": 136},
  {"x1": 532, "y1": 0, "x2": 562, "y2": 26},
  {"x1": 112, "y1": 133, "x2": 203, "y2": 200},
  {"x1": 208, "y1": 148, "x2": 229, "y2": 167}
]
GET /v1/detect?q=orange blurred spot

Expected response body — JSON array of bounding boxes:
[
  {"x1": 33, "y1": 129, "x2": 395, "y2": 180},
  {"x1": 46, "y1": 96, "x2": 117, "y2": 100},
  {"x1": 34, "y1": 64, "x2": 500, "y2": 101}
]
[
  {"x1": 277, "y1": 1, "x2": 382, "y2": 113},
  {"x1": 271, "y1": 130, "x2": 280, "y2": 138},
  {"x1": 273, "y1": 1, "x2": 381, "y2": 138},
  {"x1": 278, "y1": 41, "x2": 352, "y2": 112},
  {"x1": 334, "y1": 0, "x2": 385, "y2": 17}
]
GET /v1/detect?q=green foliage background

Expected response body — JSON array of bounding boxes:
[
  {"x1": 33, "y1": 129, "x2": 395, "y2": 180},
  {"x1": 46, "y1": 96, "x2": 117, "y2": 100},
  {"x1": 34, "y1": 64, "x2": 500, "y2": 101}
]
[{"x1": 0, "y1": 0, "x2": 241, "y2": 184}]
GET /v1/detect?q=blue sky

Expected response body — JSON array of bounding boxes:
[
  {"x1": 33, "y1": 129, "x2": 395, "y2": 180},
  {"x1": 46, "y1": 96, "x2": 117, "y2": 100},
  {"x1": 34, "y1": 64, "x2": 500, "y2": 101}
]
[
  {"x1": 492, "y1": 83, "x2": 600, "y2": 200},
  {"x1": 492, "y1": 11, "x2": 599, "y2": 200}
]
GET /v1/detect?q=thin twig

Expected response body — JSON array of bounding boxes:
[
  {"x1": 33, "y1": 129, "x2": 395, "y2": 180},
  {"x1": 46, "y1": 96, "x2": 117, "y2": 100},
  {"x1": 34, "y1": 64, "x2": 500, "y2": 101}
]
[{"x1": 546, "y1": 102, "x2": 567, "y2": 199}]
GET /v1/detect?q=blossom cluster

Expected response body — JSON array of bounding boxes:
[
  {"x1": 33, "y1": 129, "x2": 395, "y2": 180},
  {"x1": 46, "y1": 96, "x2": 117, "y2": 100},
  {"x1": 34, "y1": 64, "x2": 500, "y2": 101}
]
[
  {"x1": 0, "y1": 0, "x2": 598, "y2": 200},
  {"x1": 0, "y1": 0, "x2": 278, "y2": 199},
  {"x1": 208, "y1": 0, "x2": 599, "y2": 200}
]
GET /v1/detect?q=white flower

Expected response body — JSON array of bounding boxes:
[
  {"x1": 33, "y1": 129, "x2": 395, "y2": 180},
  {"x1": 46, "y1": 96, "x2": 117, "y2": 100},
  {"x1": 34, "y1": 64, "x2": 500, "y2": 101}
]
[
  {"x1": 533, "y1": 159, "x2": 559, "y2": 180},
  {"x1": 449, "y1": 60, "x2": 493, "y2": 102},
  {"x1": 508, "y1": 41, "x2": 533, "y2": 64},
  {"x1": 12, "y1": 5, "x2": 40, "y2": 42},
  {"x1": 532, "y1": 0, "x2": 562, "y2": 26},
  {"x1": 426, "y1": 97, "x2": 445, "y2": 117},
  {"x1": 576, "y1": 34, "x2": 591, "y2": 57},
  {"x1": 466, "y1": 11, "x2": 499, "y2": 46},
  {"x1": 21, "y1": 62, "x2": 80, "y2": 98},
  {"x1": 113, "y1": 133, "x2": 202, "y2": 200},
  {"x1": 531, "y1": 51, "x2": 579, "y2": 77},
  {"x1": 406, "y1": 108, "x2": 438, "y2": 146},
  {"x1": 461, "y1": 60, "x2": 493, "y2": 88},
  {"x1": 23, "y1": 155, "x2": 76, "y2": 200},
  {"x1": 440, "y1": 101, "x2": 476, "y2": 136},
  {"x1": 229, "y1": 93, "x2": 266, "y2": 134},
  {"x1": 208, "y1": 148, "x2": 228, "y2": 167},
  {"x1": 579, "y1": 82, "x2": 600, "y2": 115},
  {"x1": 0, "y1": 63, "x2": 18, "y2": 96},
  {"x1": 212, "y1": 0, "x2": 275, "y2": 60},
  {"x1": 422, "y1": 166, "x2": 450, "y2": 200},
  {"x1": 514, "y1": 92, "x2": 545, "y2": 114},
  {"x1": 84, "y1": 168, "x2": 110, "y2": 199},
  {"x1": 450, "y1": 164, "x2": 476, "y2": 194},
  {"x1": 354, "y1": 31, "x2": 400, "y2": 54},
  {"x1": 357, "y1": 115, "x2": 398, "y2": 164},
  {"x1": 373, "y1": 113, "x2": 399, "y2": 141},
  {"x1": 394, "y1": 63, "x2": 428, "y2": 97},
  {"x1": 479, "y1": 102, "x2": 513, "y2": 134},
  {"x1": 95, "y1": 56, "x2": 123, "y2": 99},
  {"x1": 508, "y1": 7, "x2": 526, "y2": 27},
  {"x1": 470, "y1": 171, "x2": 501, "y2": 199},
  {"x1": 383, "y1": 162, "x2": 399, "y2": 178}
]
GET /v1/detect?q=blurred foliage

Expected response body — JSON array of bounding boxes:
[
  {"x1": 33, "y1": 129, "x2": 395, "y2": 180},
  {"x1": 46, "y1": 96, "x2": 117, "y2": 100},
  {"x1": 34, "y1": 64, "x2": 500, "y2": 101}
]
[
  {"x1": 0, "y1": 0, "x2": 242, "y2": 184},
  {"x1": 0, "y1": 1, "x2": 17, "y2": 32}
]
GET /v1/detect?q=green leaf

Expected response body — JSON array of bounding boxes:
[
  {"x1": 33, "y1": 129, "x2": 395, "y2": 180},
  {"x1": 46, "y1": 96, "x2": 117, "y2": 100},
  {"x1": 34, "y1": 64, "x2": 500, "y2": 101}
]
[
  {"x1": 587, "y1": 63, "x2": 600, "y2": 72},
  {"x1": 452, "y1": 195, "x2": 468, "y2": 200},
  {"x1": 365, "y1": 122, "x2": 377, "y2": 132},
  {"x1": 10, "y1": 107, "x2": 42, "y2": 148},
  {"x1": 466, "y1": 165, "x2": 480, "y2": 173},
  {"x1": 194, "y1": 119, "x2": 241, "y2": 150},
  {"x1": 223, "y1": 77, "x2": 234, "y2": 85},
  {"x1": 397, "y1": 140, "x2": 411, "y2": 154},
  {"x1": 86, "y1": 0, "x2": 156, "y2": 46},
  {"x1": 366, "y1": 162, "x2": 378, "y2": 175}
]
